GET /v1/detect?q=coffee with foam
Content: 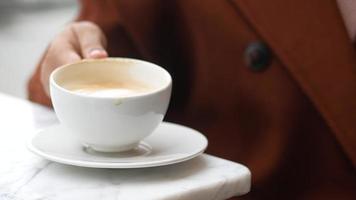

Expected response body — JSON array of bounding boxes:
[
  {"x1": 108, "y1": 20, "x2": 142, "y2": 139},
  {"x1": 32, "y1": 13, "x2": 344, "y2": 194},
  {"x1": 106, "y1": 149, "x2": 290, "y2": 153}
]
[
  {"x1": 55, "y1": 60, "x2": 159, "y2": 98},
  {"x1": 64, "y1": 81, "x2": 153, "y2": 98}
]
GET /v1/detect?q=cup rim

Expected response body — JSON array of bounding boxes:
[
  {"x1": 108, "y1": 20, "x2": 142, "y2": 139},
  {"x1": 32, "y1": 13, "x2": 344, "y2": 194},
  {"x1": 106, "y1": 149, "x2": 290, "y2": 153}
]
[{"x1": 49, "y1": 57, "x2": 172, "y2": 100}]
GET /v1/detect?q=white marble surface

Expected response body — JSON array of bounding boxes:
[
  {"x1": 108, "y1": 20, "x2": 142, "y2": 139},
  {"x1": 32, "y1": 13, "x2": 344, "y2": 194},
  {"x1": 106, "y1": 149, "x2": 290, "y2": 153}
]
[{"x1": 0, "y1": 93, "x2": 251, "y2": 200}]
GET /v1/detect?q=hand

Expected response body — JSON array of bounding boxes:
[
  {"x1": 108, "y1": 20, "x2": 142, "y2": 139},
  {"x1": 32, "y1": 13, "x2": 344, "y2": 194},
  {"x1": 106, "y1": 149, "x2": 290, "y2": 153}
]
[{"x1": 40, "y1": 21, "x2": 108, "y2": 96}]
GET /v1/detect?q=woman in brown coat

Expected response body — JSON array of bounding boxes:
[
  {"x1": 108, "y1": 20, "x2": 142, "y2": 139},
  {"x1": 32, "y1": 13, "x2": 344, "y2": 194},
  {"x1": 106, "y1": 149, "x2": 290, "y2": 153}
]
[{"x1": 28, "y1": 0, "x2": 356, "y2": 199}]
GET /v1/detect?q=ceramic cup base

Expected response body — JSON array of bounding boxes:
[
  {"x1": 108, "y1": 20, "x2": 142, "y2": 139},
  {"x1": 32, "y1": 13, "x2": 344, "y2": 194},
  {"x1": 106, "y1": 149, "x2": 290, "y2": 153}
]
[
  {"x1": 83, "y1": 142, "x2": 140, "y2": 153},
  {"x1": 83, "y1": 142, "x2": 152, "y2": 158}
]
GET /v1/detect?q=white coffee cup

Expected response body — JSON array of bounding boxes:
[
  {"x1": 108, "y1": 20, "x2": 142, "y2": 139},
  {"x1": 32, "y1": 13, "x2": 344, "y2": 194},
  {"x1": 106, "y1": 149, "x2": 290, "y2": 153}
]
[{"x1": 50, "y1": 58, "x2": 172, "y2": 152}]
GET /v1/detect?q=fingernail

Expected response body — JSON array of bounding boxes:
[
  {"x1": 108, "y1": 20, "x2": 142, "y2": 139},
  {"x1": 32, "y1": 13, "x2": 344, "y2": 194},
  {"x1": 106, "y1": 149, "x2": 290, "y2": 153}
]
[{"x1": 88, "y1": 48, "x2": 108, "y2": 58}]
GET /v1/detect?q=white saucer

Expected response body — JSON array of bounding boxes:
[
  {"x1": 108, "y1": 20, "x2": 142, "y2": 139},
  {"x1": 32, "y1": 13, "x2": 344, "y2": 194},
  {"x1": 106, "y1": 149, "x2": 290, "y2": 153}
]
[{"x1": 28, "y1": 122, "x2": 208, "y2": 168}]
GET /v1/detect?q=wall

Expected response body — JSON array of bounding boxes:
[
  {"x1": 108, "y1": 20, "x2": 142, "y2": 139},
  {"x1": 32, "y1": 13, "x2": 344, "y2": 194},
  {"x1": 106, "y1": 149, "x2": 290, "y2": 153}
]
[{"x1": 0, "y1": 1, "x2": 78, "y2": 99}]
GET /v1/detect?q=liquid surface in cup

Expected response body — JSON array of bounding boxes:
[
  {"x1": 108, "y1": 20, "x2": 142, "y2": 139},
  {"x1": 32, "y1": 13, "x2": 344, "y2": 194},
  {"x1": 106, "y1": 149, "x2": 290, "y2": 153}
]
[{"x1": 65, "y1": 81, "x2": 154, "y2": 97}]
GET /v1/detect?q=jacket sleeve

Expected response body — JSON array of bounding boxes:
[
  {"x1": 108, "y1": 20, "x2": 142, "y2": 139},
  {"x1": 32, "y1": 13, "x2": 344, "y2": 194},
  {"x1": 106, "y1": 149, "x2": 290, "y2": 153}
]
[{"x1": 27, "y1": 0, "x2": 141, "y2": 107}]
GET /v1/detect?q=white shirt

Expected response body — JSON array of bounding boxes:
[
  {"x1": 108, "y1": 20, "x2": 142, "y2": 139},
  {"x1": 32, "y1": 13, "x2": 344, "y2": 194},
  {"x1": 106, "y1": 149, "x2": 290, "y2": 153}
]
[{"x1": 337, "y1": 0, "x2": 356, "y2": 41}]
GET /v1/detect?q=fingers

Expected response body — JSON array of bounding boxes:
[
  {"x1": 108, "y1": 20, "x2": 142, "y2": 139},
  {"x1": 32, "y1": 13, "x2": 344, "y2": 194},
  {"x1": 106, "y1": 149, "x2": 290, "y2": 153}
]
[
  {"x1": 39, "y1": 21, "x2": 108, "y2": 97},
  {"x1": 40, "y1": 28, "x2": 81, "y2": 96},
  {"x1": 71, "y1": 21, "x2": 108, "y2": 59}
]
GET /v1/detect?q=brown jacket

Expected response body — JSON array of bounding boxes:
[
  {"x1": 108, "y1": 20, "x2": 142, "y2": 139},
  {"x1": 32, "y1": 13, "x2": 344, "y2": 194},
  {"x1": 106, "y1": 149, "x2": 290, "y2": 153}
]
[{"x1": 28, "y1": 0, "x2": 356, "y2": 199}]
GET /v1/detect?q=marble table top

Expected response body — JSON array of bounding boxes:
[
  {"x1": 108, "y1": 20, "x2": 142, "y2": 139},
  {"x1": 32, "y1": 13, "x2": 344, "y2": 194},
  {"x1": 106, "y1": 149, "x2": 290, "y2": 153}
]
[{"x1": 0, "y1": 93, "x2": 251, "y2": 200}]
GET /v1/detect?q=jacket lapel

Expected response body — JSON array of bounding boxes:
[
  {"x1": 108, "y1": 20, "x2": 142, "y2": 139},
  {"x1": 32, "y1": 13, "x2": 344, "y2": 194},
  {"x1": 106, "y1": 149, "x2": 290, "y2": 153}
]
[{"x1": 230, "y1": 0, "x2": 356, "y2": 167}]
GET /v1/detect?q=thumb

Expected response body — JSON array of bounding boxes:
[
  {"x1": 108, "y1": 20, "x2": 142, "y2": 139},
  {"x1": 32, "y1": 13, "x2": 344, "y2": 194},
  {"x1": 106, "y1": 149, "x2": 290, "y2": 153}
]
[{"x1": 72, "y1": 21, "x2": 108, "y2": 59}]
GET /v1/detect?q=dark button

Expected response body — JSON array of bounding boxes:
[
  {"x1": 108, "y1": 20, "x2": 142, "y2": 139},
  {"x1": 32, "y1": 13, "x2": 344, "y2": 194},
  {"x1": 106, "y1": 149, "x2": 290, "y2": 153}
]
[{"x1": 245, "y1": 42, "x2": 272, "y2": 72}]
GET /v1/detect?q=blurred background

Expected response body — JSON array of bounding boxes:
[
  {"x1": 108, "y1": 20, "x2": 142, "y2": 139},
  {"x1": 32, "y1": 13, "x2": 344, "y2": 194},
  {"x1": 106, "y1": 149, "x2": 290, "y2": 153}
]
[{"x1": 0, "y1": 0, "x2": 78, "y2": 99}]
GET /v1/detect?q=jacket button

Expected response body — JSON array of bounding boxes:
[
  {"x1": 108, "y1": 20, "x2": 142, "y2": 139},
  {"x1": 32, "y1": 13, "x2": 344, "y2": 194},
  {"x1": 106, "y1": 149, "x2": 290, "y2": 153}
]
[{"x1": 245, "y1": 42, "x2": 272, "y2": 72}]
